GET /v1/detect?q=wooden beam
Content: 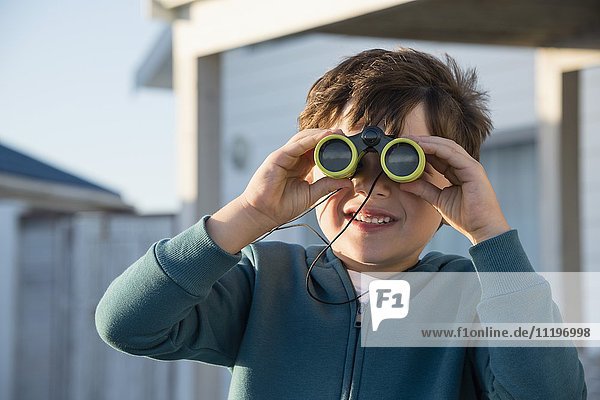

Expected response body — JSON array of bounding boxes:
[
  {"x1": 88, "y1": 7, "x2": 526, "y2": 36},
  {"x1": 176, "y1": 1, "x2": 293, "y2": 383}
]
[{"x1": 173, "y1": 0, "x2": 413, "y2": 58}]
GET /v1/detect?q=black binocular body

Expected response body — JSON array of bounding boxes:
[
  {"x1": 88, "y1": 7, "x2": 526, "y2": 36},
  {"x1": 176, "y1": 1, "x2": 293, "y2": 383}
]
[{"x1": 314, "y1": 126, "x2": 426, "y2": 183}]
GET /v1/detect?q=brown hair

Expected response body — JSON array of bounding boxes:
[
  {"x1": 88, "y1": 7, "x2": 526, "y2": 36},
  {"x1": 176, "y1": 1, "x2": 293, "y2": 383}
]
[{"x1": 298, "y1": 48, "x2": 492, "y2": 160}]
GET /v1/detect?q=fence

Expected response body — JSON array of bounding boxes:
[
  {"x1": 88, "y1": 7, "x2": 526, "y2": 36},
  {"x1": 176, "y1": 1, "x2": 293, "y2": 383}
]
[{"x1": 13, "y1": 212, "x2": 179, "y2": 400}]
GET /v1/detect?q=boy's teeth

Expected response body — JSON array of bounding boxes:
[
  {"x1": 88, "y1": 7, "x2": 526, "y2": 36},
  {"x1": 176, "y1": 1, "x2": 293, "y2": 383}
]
[{"x1": 354, "y1": 214, "x2": 393, "y2": 224}]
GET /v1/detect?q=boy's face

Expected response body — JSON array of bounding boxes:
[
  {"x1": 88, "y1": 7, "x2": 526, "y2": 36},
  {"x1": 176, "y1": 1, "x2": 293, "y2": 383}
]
[{"x1": 313, "y1": 104, "x2": 450, "y2": 273}]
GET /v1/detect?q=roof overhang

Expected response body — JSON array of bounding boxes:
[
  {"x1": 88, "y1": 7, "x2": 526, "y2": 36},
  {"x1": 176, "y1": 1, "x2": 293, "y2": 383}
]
[
  {"x1": 315, "y1": 0, "x2": 600, "y2": 49},
  {"x1": 0, "y1": 173, "x2": 134, "y2": 214},
  {"x1": 136, "y1": 0, "x2": 600, "y2": 89}
]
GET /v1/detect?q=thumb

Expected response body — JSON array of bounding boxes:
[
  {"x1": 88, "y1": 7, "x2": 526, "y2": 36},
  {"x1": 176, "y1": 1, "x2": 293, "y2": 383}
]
[{"x1": 309, "y1": 177, "x2": 352, "y2": 205}]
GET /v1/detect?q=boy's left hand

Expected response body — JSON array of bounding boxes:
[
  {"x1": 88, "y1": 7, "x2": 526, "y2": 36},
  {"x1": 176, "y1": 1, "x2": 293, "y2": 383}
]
[{"x1": 400, "y1": 135, "x2": 510, "y2": 245}]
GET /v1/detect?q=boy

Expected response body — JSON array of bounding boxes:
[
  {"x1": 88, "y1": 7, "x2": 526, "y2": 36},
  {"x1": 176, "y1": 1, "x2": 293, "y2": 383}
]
[{"x1": 96, "y1": 48, "x2": 586, "y2": 399}]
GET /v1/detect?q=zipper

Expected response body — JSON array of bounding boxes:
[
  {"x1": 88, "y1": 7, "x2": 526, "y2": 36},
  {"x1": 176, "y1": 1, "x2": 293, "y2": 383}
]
[
  {"x1": 339, "y1": 294, "x2": 362, "y2": 400},
  {"x1": 334, "y1": 264, "x2": 364, "y2": 400},
  {"x1": 347, "y1": 300, "x2": 365, "y2": 400},
  {"x1": 342, "y1": 300, "x2": 362, "y2": 400}
]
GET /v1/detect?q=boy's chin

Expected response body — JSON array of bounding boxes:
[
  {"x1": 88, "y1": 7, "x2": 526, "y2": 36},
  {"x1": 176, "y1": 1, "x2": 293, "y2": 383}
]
[
  {"x1": 334, "y1": 247, "x2": 401, "y2": 270},
  {"x1": 332, "y1": 240, "x2": 422, "y2": 272}
]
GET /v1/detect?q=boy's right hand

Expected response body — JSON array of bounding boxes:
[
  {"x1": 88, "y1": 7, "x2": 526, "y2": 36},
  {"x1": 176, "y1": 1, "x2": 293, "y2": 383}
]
[
  {"x1": 207, "y1": 129, "x2": 352, "y2": 254},
  {"x1": 241, "y1": 128, "x2": 353, "y2": 228}
]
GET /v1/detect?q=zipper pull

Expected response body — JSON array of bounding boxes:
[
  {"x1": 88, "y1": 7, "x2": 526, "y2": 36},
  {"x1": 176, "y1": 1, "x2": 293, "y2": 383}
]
[{"x1": 354, "y1": 302, "x2": 363, "y2": 328}]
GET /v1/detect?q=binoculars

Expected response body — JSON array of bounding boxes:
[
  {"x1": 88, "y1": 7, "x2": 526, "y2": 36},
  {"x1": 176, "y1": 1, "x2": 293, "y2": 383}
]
[{"x1": 314, "y1": 126, "x2": 426, "y2": 183}]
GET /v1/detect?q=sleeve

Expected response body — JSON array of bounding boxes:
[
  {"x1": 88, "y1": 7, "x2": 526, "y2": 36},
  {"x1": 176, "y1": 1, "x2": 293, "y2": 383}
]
[
  {"x1": 95, "y1": 215, "x2": 255, "y2": 368},
  {"x1": 466, "y1": 230, "x2": 587, "y2": 400}
]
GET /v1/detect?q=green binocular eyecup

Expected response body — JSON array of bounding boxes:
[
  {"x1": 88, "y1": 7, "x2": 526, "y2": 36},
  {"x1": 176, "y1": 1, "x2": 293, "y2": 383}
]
[{"x1": 314, "y1": 126, "x2": 426, "y2": 183}]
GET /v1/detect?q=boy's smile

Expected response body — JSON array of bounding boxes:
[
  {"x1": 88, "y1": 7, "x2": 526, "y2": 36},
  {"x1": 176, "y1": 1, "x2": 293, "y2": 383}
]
[
  {"x1": 313, "y1": 104, "x2": 450, "y2": 273},
  {"x1": 343, "y1": 205, "x2": 397, "y2": 231}
]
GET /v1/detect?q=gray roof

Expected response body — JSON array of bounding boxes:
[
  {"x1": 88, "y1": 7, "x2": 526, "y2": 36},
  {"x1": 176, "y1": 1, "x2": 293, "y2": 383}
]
[{"x1": 0, "y1": 142, "x2": 119, "y2": 195}]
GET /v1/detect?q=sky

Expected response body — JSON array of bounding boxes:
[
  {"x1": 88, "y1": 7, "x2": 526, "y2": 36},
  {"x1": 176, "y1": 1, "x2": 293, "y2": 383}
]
[{"x1": 0, "y1": 0, "x2": 177, "y2": 214}]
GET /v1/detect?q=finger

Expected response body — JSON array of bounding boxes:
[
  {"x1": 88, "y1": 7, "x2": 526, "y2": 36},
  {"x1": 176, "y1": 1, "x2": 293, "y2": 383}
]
[
  {"x1": 269, "y1": 135, "x2": 325, "y2": 171},
  {"x1": 410, "y1": 136, "x2": 482, "y2": 183},
  {"x1": 273, "y1": 129, "x2": 344, "y2": 173},
  {"x1": 398, "y1": 178, "x2": 442, "y2": 209},
  {"x1": 410, "y1": 136, "x2": 477, "y2": 171},
  {"x1": 309, "y1": 177, "x2": 353, "y2": 205},
  {"x1": 285, "y1": 128, "x2": 322, "y2": 144},
  {"x1": 285, "y1": 128, "x2": 342, "y2": 146},
  {"x1": 280, "y1": 129, "x2": 342, "y2": 160}
]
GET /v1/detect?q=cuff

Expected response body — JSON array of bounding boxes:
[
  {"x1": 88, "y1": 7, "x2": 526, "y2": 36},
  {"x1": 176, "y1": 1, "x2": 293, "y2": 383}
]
[
  {"x1": 154, "y1": 215, "x2": 243, "y2": 297},
  {"x1": 469, "y1": 229, "x2": 545, "y2": 299}
]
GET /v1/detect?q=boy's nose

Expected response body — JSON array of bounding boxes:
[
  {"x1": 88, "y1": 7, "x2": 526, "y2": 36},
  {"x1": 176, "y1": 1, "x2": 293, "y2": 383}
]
[{"x1": 352, "y1": 152, "x2": 391, "y2": 198}]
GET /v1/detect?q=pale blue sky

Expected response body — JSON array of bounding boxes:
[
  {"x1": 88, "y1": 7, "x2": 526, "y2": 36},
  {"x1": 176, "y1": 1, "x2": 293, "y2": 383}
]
[{"x1": 0, "y1": 0, "x2": 178, "y2": 213}]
